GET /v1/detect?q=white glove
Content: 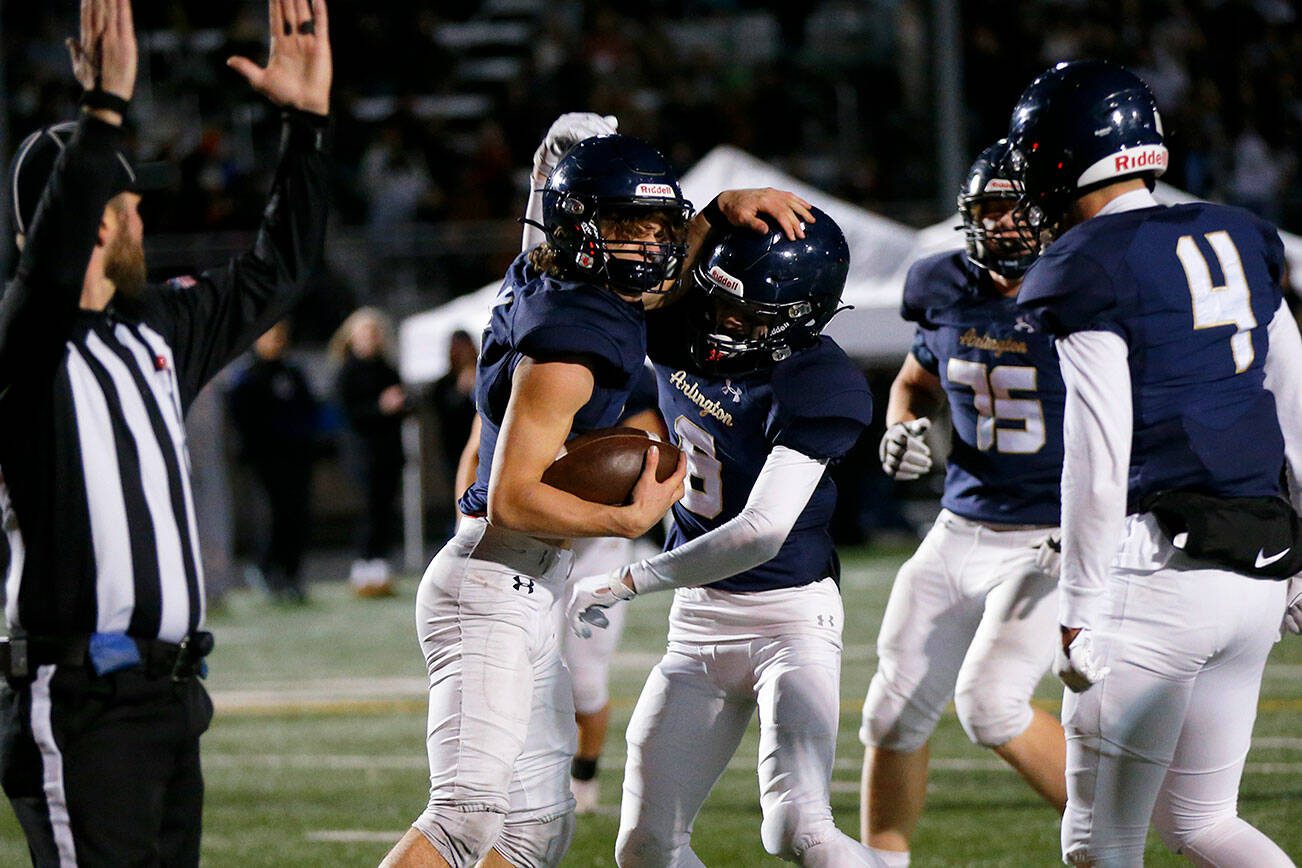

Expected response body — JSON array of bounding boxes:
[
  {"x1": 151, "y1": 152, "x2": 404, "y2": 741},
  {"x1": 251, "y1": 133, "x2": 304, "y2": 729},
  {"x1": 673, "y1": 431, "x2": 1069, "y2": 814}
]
[
  {"x1": 879, "y1": 418, "x2": 932, "y2": 480},
  {"x1": 1034, "y1": 532, "x2": 1062, "y2": 580},
  {"x1": 1282, "y1": 576, "x2": 1302, "y2": 636},
  {"x1": 1055, "y1": 627, "x2": 1111, "y2": 693},
  {"x1": 532, "y1": 113, "x2": 619, "y2": 182},
  {"x1": 568, "y1": 568, "x2": 637, "y2": 639}
]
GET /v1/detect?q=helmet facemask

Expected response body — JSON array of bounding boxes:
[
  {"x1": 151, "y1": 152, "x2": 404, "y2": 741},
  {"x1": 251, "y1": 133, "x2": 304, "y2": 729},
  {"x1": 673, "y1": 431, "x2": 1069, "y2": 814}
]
[
  {"x1": 688, "y1": 273, "x2": 835, "y2": 374},
  {"x1": 544, "y1": 192, "x2": 692, "y2": 297},
  {"x1": 961, "y1": 193, "x2": 1042, "y2": 280}
]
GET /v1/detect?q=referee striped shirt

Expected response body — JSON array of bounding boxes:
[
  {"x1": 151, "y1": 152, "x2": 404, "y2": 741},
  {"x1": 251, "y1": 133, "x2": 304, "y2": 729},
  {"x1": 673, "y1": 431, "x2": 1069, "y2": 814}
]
[{"x1": 0, "y1": 112, "x2": 329, "y2": 644}]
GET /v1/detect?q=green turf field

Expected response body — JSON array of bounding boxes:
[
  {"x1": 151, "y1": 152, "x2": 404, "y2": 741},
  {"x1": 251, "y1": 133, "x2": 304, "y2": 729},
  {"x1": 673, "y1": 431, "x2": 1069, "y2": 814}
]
[{"x1": 1, "y1": 546, "x2": 1298, "y2": 866}]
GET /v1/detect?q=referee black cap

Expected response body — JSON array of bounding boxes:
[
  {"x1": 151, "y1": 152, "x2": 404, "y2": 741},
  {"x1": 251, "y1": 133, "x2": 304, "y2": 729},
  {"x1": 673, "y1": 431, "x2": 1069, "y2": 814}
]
[{"x1": 10, "y1": 120, "x2": 173, "y2": 237}]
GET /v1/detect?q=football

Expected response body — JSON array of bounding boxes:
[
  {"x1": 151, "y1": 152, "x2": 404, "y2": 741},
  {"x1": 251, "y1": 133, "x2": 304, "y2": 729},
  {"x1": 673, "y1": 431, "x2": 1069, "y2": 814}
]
[{"x1": 542, "y1": 427, "x2": 682, "y2": 506}]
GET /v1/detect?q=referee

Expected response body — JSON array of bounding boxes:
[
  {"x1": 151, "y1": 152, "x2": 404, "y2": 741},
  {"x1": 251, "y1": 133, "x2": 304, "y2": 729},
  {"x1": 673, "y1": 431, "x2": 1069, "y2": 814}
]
[{"x1": 0, "y1": 0, "x2": 331, "y2": 864}]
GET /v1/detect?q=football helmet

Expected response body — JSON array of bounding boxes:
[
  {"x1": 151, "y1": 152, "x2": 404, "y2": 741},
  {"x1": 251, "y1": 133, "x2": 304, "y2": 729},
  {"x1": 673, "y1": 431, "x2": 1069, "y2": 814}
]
[
  {"x1": 1006, "y1": 60, "x2": 1166, "y2": 236},
  {"x1": 958, "y1": 139, "x2": 1040, "y2": 280},
  {"x1": 687, "y1": 206, "x2": 849, "y2": 373},
  {"x1": 540, "y1": 134, "x2": 693, "y2": 296}
]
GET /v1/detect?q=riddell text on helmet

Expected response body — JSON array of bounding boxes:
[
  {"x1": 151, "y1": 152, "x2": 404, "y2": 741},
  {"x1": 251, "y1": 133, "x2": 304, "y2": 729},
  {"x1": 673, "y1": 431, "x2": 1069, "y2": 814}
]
[{"x1": 1113, "y1": 148, "x2": 1167, "y2": 173}]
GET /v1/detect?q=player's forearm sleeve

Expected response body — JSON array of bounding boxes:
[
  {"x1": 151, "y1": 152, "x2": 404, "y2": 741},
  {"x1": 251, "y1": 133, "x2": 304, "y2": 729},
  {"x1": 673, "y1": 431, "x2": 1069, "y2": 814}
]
[
  {"x1": 522, "y1": 184, "x2": 545, "y2": 252},
  {"x1": 627, "y1": 445, "x2": 826, "y2": 594},
  {"x1": 1264, "y1": 300, "x2": 1302, "y2": 512},
  {"x1": 1056, "y1": 330, "x2": 1132, "y2": 629}
]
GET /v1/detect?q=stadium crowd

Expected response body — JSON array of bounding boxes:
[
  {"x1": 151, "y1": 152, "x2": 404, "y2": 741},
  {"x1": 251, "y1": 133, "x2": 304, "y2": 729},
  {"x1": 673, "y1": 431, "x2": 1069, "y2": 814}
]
[{"x1": 6, "y1": 0, "x2": 1299, "y2": 256}]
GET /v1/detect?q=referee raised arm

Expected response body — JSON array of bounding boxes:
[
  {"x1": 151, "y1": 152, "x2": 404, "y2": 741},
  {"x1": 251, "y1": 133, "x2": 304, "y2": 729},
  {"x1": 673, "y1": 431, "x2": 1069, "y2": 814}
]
[{"x1": 0, "y1": 0, "x2": 331, "y2": 864}]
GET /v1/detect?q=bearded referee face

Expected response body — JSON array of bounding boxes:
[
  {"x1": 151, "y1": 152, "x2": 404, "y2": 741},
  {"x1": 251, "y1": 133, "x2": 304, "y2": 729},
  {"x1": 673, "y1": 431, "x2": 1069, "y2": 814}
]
[{"x1": 103, "y1": 191, "x2": 147, "y2": 299}]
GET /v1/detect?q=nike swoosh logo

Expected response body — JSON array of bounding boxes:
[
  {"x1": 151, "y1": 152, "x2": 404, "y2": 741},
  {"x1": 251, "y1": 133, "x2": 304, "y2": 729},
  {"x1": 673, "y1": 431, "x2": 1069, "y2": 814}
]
[{"x1": 1255, "y1": 547, "x2": 1291, "y2": 569}]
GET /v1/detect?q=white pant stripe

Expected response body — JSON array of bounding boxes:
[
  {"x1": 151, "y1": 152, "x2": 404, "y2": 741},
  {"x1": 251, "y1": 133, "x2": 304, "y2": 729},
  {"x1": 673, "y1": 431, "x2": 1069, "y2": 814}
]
[{"x1": 30, "y1": 666, "x2": 78, "y2": 867}]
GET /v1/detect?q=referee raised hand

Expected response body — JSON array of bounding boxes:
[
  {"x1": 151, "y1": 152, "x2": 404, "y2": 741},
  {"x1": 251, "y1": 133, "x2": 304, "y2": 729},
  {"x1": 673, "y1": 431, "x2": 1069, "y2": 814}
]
[{"x1": 0, "y1": 0, "x2": 331, "y2": 864}]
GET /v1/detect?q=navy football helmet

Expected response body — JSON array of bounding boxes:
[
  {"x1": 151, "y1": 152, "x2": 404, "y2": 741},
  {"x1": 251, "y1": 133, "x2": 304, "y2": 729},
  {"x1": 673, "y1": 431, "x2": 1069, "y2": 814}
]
[
  {"x1": 958, "y1": 139, "x2": 1040, "y2": 280},
  {"x1": 540, "y1": 134, "x2": 693, "y2": 296},
  {"x1": 687, "y1": 207, "x2": 850, "y2": 373},
  {"x1": 1006, "y1": 60, "x2": 1166, "y2": 236}
]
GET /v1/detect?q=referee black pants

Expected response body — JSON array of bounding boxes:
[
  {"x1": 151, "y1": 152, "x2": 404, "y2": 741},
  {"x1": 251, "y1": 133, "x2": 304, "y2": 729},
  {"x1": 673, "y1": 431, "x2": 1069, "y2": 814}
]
[{"x1": 0, "y1": 665, "x2": 212, "y2": 867}]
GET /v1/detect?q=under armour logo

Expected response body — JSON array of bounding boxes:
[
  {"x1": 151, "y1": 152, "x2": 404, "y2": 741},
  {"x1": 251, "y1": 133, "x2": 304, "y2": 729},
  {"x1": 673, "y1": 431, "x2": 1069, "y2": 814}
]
[
  {"x1": 816, "y1": 614, "x2": 835, "y2": 628},
  {"x1": 1014, "y1": 316, "x2": 1036, "y2": 333},
  {"x1": 512, "y1": 576, "x2": 535, "y2": 593},
  {"x1": 721, "y1": 379, "x2": 743, "y2": 403}
]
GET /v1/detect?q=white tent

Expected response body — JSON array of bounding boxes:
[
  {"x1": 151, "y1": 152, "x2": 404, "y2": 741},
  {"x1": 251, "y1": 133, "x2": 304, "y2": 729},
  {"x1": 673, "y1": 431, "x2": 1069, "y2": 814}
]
[{"x1": 400, "y1": 148, "x2": 1302, "y2": 381}]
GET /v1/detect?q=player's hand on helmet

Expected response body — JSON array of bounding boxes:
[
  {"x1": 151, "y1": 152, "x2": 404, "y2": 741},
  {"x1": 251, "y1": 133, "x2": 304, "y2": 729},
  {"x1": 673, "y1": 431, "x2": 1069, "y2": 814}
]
[
  {"x1": 68, "y1": 0, "x2": 138, "y2": 106},
  {"x1": 532, "y1": 113, "x2": 619, "y2": 182},
  {"x1": 1055, "y1": 626, "x2": 1111, "y2": 693},
  {"x1": 568, "y1": 568, "x2": 638, "y2": 638},
  {"x1": 1033, "y1": 532, "x2": 1062, "y2": 580},
  {"x1": 715, "y1": 188, "x2": 815, "y2": 240},
  {"x1": 879, "y1": 418, "x2": 932, "y2": 480},
  {"x1": 228, "y1": 0, "x2": 332, "y2": 116},
  {"x1": 1281, "y1": 576, "x2": 1302, "y2": 637},
  {"x1": 616, "y1": 445, "x2": 686, "y2": 539}
]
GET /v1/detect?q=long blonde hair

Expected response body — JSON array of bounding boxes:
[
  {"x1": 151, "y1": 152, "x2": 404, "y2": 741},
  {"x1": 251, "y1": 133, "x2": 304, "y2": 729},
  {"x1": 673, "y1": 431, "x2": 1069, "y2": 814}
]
[{"x1": 328, "y1": 306, "x2": 396, "y2": 363}]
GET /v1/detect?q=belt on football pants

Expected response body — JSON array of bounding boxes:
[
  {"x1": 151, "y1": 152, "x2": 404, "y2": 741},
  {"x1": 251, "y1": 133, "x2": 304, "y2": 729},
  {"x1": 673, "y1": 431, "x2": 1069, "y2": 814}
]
[{"x1": 464, "y1": 519, "x2": 569, "y2": 577}]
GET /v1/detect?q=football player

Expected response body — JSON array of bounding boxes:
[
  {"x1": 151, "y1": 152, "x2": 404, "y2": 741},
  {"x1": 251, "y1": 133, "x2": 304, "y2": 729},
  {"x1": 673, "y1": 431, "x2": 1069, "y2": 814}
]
[
  {"x1": 1011, "y1": 60, "x2": 1297, "y2": 866},
  {"x1": 568, "y1": 209, "x2": 882, "y2": 866},
  {"x1": 858, "y1": 140, "x2": 1067, "y2": 867},
  {"x1": 382, "y1": 132, "x2": 691, "y2": 868}
]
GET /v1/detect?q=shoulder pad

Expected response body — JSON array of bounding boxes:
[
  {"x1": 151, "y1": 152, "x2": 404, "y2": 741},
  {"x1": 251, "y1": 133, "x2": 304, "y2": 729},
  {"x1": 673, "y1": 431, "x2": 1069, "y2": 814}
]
[
  {"x1": 510, "y1": 273, "x2": 645, "y2": 380},
  {"x1": 768, "y1": 337, "x2": 872, "y2": 459},
  {"x1": 901, "y1": 250, "x2": 979, "y2": 326},
  {"x1": 1017, "y1": 237, "x2": 1119, "y2": 336}
]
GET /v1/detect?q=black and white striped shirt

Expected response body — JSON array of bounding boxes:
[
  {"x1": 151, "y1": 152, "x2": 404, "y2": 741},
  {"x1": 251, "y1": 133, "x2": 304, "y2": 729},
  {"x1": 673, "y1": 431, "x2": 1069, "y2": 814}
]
[{"x1": 0, "y1": 112, "x2": 329, "y2": 643}]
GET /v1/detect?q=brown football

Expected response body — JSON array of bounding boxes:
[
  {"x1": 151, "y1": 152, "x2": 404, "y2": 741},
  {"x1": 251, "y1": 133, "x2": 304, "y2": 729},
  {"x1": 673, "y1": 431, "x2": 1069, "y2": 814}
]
[{"x1": 542, "y1": 427, "x2": 681, "y2": 506}]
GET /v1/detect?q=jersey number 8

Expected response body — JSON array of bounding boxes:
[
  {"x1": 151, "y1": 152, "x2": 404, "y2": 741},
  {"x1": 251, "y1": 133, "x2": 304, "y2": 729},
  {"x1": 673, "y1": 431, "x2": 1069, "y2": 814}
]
[
  {"x1": 946, "y1": 360, "x2": 1046, "y2": 454},
  {"x1": 674, "y1": 416, "x2": 724, "y2": 518}
]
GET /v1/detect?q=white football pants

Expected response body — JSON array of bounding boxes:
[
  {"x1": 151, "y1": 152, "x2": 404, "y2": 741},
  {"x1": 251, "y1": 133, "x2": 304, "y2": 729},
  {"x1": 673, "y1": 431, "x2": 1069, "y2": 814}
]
[
  {"x1": 1060, "y1": 515, "x2": 1292, "y2": 868},
  {"x1": 860, "y1": 510, "x2": 1059, "y2": 752},
  {"x1": 412, "y1": 518, "x2": 577, "y2": 868},
  {"x1": 616, "y1": 581, "x2": 880, "y2": 867}
]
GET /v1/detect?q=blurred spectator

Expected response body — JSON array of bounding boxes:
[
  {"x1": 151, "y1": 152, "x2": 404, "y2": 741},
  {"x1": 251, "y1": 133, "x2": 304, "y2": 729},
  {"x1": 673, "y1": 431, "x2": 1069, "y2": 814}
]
[
  {"x1": 430, "y1": 330, "x2": 479, "y2": 492},
  {"x1": 330, "y1": 308, "x2": 407, "y2": 597},
  {"x1": 228, "y1": 321, "x2": 321, "y2": 603}
]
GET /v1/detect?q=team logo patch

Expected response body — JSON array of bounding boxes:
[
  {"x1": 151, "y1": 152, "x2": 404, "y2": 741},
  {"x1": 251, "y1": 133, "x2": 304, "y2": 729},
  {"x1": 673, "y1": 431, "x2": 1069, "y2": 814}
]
[
  {"x1": 635, "y1": 182, "x2": 675, "y2": 198},
  {"x1": 708, "y1": 265, "x2": 744, "y2": 296},
  {"x1": 167, "y1": 275, "x2": 198, "y2": 290}
]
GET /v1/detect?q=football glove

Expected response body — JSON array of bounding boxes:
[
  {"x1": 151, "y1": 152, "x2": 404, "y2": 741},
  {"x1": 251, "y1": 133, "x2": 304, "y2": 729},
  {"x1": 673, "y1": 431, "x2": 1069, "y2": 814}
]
[
  {"x1": 532, "y1": 112, "x2": 619, "y2": 183},
  {"x1": 1034, "y1": 532, "x2": 1062, "y2": 580},
  {"x1": 568, "y1": 568, "x2": 637, "y2": 639},
  {"x1": 1282, "y1": 576, "x2": 1302, "y2": 636},
  {"x1": 880, "y1": 418, "x2": 932, "y2": 480},
  {"x1": 1055, "y1": 626, "x2": 1111, "y2": 693}
]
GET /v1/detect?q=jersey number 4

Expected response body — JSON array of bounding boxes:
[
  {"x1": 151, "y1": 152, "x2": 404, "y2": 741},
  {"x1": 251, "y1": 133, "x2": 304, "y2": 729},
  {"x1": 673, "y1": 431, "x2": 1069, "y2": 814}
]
[
  {"x1": 1176, "y1": 231, "x2": 1256, "y2": 373},
  {"x1": 946, "y1": 361, "x2": 1046, "y2": 454}
]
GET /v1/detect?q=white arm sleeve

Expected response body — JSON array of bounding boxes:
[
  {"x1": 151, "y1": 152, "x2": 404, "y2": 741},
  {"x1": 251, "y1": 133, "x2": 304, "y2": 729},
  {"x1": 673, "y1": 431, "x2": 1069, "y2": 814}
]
[
  {"x1": 1263, "y1": 300, "x2": 1302, "y2": 512},
  {"x1": 1056, "y1": 330, "x2": 1132, "y2": 629},
  {"x1": 627, "y1": 445, "x2": 827, "y2": 594},
  {"x1": 521, "y1": 182, "x2": 546, "y2": 253}
]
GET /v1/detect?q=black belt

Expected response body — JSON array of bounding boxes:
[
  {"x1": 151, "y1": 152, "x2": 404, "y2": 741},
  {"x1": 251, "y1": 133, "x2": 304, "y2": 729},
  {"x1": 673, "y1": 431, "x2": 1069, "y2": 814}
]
[{"x1": 0, "y1": 632, "x2": 214, "y2": 682}]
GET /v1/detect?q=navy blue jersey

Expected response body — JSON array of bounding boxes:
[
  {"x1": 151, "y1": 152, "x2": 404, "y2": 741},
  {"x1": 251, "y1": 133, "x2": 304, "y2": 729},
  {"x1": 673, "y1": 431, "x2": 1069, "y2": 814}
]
[
  {"x1": 623, "y1": 363, "x2": 660, "y2": 419},
  {"x1": 458, "y1": 254, "x2": 647, "y2": 516},
  {"x1": 905, "y1": 251, "x2": 1065, "y2": 525},
  {"x1": 648, "y1": 315, "x2": 872, "y2": 592},
  {"x1": 1018, "y1": 202, "x2": 1287, "y2": 511}
]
